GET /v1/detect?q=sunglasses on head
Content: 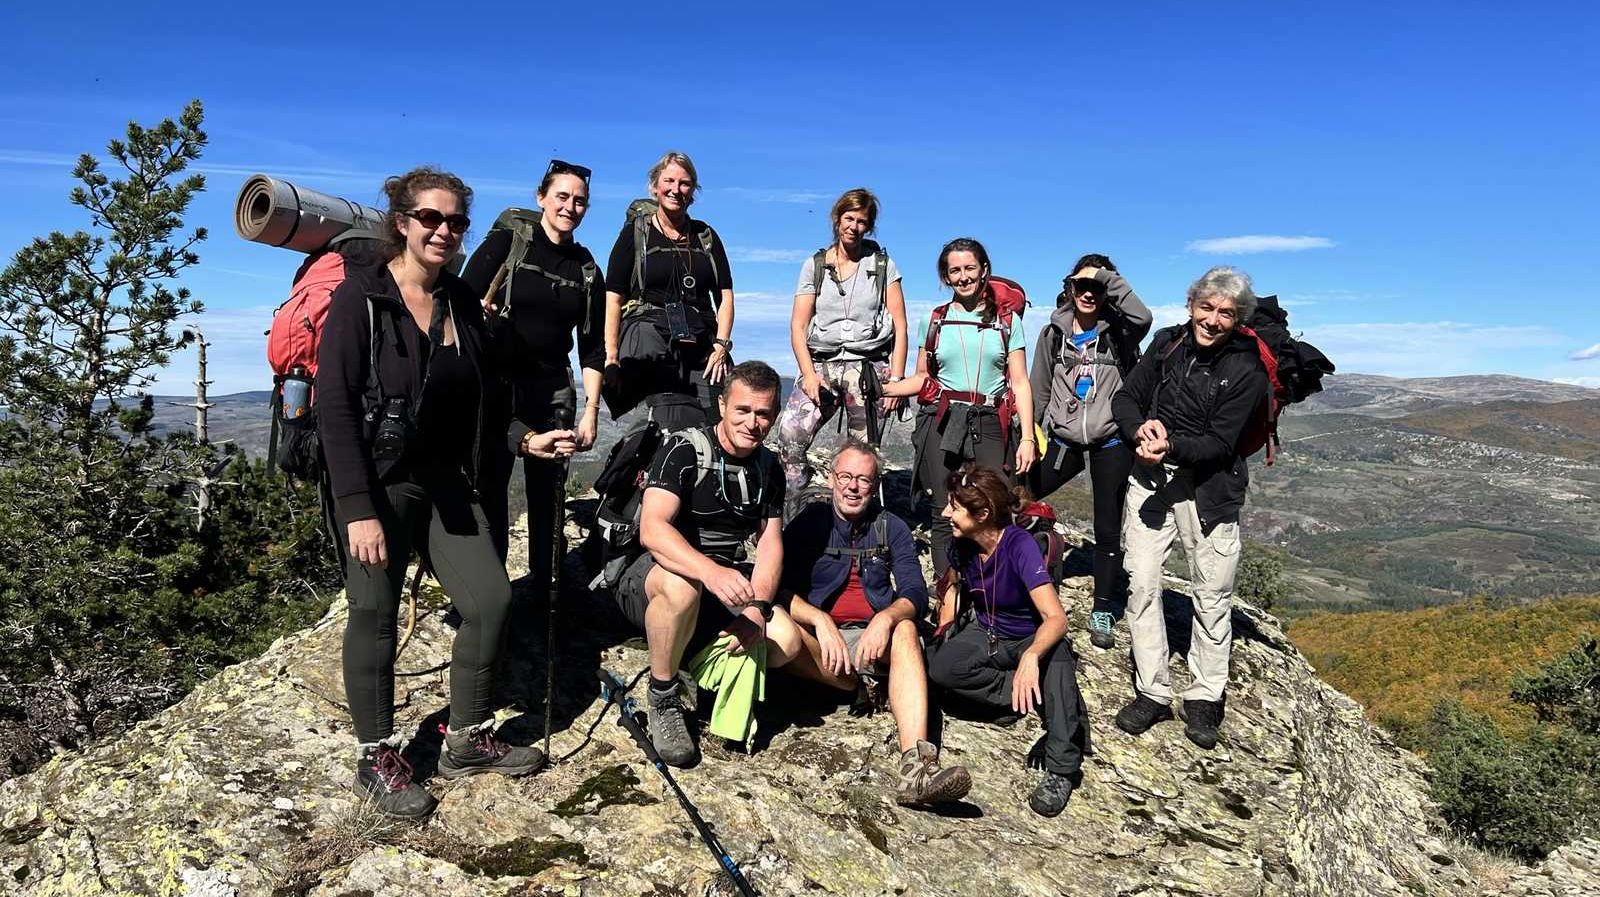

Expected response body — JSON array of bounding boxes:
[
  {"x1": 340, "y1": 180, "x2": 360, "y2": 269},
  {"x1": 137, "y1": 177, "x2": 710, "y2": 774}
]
[
  {"x1": 402, "y1": 208, "x2": 470, "y2": 233},
  {"x1": 545, "y1": 158, "x2": 592, "y2": 183}
]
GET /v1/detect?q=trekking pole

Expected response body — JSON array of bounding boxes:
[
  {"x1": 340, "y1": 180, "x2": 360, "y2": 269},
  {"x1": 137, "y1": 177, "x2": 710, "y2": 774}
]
[
  {"x1": 597, "y1": 669, "x2": 760, "y2": 897},
  {"x1": 545, "y1": 456, "x2": 568, "y2": 759}
]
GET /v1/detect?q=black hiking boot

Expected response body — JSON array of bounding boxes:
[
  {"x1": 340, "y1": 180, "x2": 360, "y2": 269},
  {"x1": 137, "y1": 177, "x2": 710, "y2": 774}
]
[
  {"x1": 354, "y1": 742, "x2": 437, "y2": 819},
  {"x1": 1088, "y1": 610, "x2": 1116, "y2": 651},
  {"x1": 437, "y1": 722, "x2": 547, "y2": 779},
  {"x1": 895, "y1": 740, "x2": 972, "y2": 808},
  {"x1": 1028, "y1": 771, "x2": 1076, "y2": 817},
  {"x1": 1179, "y1": 698, "x2": 1224, "y2": 750},
  {"x1": 647, "y1": 679, "x2": 697, "y2": 768},
  {"x1": 1115, "y1": 695, "x2": 1175, "y2": 736}
]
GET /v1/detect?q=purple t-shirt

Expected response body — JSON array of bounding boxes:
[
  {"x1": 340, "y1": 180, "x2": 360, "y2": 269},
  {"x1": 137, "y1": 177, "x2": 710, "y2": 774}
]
[{"x1": 955, "y1": 525, "x2": 1052, "y2": 639}]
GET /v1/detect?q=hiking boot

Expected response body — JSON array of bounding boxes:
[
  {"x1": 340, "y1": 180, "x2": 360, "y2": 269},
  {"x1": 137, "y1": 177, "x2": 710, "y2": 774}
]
[
  {"x1": 647, "y1": 680, "x2": 697, "y2": 768},
  {"x1": 1179, "y1": 698, "x2": 1224, "y2": 750},
  {"x1": 437, "y1": 722, "x2": 547, "y2": 779},
  {"x1": 895, "y1": 740, "x2": 972, "y2": 808},
  {"x1": 1088, "y1": 610, "x2": 1116, "y2": 650},
  {"x1": 1115, "y1": 695, "x2": 1175, "y2": 736},
  {"x1": 1028, "y1": 771, "x2": 1076, "y2": 817},
  {"x1": 354, "y1": 743, "x2": 437, "y2": 819}
]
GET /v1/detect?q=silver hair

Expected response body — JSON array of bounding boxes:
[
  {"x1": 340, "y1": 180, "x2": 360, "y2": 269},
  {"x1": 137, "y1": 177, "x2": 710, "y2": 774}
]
[
  {"x1": 1186, "y1": 266, "x2": 1258, "y2": 323},
  {"x1": 833, "y1": 439, "x2": 882, "y2": 476}
]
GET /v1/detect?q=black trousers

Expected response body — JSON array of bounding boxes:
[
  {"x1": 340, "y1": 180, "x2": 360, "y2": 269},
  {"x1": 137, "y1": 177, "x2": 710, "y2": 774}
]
[
  {"x1": 916, "y1": 405, "x2": 1009, "y2": 579},
  {"x1": 1027, "y1": 437, "x2": 1134, "y2": 602},
  {"x1": 926, "y1": 622, "x2": 1091, "y2": 776},
  {"x1": 339, "y1": 468, "x2": 513, "y2": 744}
]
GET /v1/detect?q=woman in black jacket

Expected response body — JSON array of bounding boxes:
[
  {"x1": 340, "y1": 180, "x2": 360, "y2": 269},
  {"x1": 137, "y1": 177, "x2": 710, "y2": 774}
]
[
  {"x1": 462, "y1": 159, "x2": 601, "y2": 583},
  {"x1": 318, "y1": 167, "x2": 552, "y2": 819},
  {"x1": 602, "y1": 151, "x2": 736, "y2": 429}
]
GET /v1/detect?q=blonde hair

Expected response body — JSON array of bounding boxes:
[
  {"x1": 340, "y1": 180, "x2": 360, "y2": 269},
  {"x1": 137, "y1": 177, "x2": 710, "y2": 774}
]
[{"x1": 647, "y1": 151, "x2": 701, "y2": 198}]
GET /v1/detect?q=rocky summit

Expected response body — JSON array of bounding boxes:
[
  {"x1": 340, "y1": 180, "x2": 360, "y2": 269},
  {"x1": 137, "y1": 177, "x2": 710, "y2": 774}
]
[{"x1": 2, "y1": 505, "x2": 1596, "y2": 897}]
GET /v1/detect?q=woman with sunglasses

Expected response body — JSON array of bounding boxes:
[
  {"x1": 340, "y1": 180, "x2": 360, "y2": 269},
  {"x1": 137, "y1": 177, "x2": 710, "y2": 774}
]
[
  {"x1": 773, "y1": 187, "x2": 908, "y2": 491},
  {"x1": 880, "y1": 237, "x2": 1035, "y2": 580},
  {"x1": 602, "y1": 151, "x2": 736, "y2": 429},
  {"x1": 462, "y1": 159, "x2": 601, "y2": 585},
  {"x1": 319, "y1": 167, "x2": 545, "y2": 819},
  {"x1": 925, "y1": 463, "x2": 1090, "y2": 818},
  {"x1": 1025, "y1": 254, "x2": 1151, "y2": 650}
]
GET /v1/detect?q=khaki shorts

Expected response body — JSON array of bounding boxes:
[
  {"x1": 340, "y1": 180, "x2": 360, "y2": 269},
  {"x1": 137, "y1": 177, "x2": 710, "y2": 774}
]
[{"x1": 837, "y1": 622, "x2": 891, "y2": 676}]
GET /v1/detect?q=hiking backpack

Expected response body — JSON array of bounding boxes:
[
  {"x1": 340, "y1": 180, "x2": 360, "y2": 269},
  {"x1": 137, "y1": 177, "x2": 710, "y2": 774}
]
[
  {"x1": 264, "y1": 234, "x2": 392, "y2": 480},
  {"x1": 805, "y1": 241, "x2": 894, "y2": 358},
  {"x1": 917, "y1": 276, "x2": 1030, "y2": 464},
  {"x1": 1016, "y1": 500, "x2": 1069, "y2": 587},
  {"x1": 587, "y1": 424, "x2": 771, "y2": 590},
  {"x1": 480, "y1": 207, "x2": 598, "y2": 330},
  {"x1": 623, "y1": 198, "x2": 721, "y2": 308},
  {"x1": 1154, "y1": 297, "x2": 1335, "y2": 466}
]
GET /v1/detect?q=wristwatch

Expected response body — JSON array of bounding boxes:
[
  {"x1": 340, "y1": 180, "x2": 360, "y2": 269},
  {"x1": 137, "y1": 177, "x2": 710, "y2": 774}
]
[
  {"x1": 753, "y1": 601, "x2": 775, "y2": 621},
  {"x1": 713, "y1": 337, "x2": 733, "y2": 351}
]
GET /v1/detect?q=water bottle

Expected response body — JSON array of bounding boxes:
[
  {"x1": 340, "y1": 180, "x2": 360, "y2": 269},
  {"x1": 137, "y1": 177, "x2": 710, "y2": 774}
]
[{"x1": 280, "y1": 367, "x2": 311, "y2": 421}]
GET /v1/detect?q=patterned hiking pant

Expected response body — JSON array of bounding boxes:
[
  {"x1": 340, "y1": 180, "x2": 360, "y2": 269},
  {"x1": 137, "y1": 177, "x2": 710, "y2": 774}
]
[{"x1": 774, "y1": 359, "x2": 889, "y2": 490}]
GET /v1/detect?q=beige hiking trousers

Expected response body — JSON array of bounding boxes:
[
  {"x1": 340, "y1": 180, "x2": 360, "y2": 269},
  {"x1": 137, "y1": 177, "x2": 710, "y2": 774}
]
[{"x1": 1122, "y1": 464, "x2": 1242, "y2": 703}]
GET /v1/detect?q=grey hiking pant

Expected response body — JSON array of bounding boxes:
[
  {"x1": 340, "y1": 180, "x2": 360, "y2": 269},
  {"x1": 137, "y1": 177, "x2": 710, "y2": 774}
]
[
  {"x1": 926, "y1": 622, "x2": 1091, "y2": 775},
  {"x1": 340, "y1": 468, "x2": 514, "y2": 744},
  {"x1": 1122, "y1": 464, "x2": 1242, "y2": 704}
]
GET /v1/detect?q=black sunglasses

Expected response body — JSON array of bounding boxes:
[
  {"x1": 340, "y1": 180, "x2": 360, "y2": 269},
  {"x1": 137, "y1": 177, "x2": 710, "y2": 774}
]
[
  {"x1": 1068, "y1": 277, "x2": 1102, "y2": 298},
  {"x1": 546, "y1": 158, "x2": 592, "y2": 183},
  {"x1": 402, "y1": 208, "x2": 470, "y2": 233}
]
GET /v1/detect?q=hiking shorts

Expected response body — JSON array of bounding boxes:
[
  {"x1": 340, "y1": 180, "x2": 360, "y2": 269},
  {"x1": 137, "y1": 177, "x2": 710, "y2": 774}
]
[
  {"x1": 837, "y1": 622, "x2": 892, "y2": 676},
  {"x1": 614, "y1": 552, "x2": 749, "y2": 648}
]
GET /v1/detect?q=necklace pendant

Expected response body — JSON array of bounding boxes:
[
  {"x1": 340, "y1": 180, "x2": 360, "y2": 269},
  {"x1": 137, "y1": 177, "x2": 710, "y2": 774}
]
[
  {"x1": 986, "y1": 629, "x2": 999, "y2": 656},
  {"x1": 682, "y1": 274, "x2": 696, "y2": 290}
]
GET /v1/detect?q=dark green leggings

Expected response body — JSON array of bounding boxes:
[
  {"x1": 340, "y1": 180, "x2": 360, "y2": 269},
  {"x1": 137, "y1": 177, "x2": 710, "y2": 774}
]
[{"x1": 340, "y1": 469, "x2": 513, "y2": 744}]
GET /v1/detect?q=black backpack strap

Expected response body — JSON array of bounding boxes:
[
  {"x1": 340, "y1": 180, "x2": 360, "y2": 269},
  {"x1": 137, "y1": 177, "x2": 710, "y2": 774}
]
[
  {"x1": 580, "y1": 260, "x2": 598, "y2": 336},
  {"x1": 810, "y1": 248, "x2": 828, "y2": 297},
  {"x1": 696, "y1": 223, "x2": 720, "y2": 306}
]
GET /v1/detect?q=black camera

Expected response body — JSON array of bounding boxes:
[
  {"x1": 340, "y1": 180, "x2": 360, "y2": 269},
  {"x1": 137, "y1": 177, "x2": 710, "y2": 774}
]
[{"x1": 370, "y1": 397, "x2": 415, "y2": 461}]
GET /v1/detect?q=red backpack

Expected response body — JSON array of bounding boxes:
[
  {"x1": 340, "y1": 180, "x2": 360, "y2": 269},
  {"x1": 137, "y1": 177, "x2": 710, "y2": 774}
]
[
  {"x1": 265, "y1": 236, "x2": 385, "y2": 479},
  {"x1": 1016, "y1": 500, "x2": 1068, "y2": 585},
  {"x1": 917, "y1": 277, "x2": 1029, "y2": 462}
]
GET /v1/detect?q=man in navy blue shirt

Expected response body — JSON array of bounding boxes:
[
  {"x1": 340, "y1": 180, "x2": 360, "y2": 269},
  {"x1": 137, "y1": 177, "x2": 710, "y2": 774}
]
[{"x1": 781, "y1": 441, "x2": 971, "y2": 808}]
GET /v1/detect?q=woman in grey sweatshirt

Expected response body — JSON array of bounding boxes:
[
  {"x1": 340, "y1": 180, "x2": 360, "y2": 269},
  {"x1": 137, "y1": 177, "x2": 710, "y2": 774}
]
[{"x1": 1026, "y1": 253, "x2": 1152, "y2": 649}]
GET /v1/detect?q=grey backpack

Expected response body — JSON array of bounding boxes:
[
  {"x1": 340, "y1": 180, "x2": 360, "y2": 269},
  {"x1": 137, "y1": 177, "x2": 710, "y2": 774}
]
[
  {"x1": 484, "y1": 207, "x2": 598, "y2": 331},
  {"x1": 805, "y1": 240, "x2": 893, "y2": 359}
]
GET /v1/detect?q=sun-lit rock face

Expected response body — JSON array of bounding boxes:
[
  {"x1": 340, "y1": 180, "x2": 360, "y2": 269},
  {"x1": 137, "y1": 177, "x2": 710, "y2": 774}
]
[{"x1": 2, "y1": 502, "x2": 1595, "y2": 897}]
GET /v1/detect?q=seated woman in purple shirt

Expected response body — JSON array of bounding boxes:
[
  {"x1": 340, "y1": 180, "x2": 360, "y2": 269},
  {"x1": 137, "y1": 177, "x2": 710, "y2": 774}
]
[{"x1": 925, "y1": 463, "x2": 1091, "y2": 818}]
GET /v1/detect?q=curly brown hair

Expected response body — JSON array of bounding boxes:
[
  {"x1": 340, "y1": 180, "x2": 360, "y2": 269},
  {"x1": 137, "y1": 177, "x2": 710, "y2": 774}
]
[{"x1": 380, "y1": 166, "x2": 473, "y2": 260}]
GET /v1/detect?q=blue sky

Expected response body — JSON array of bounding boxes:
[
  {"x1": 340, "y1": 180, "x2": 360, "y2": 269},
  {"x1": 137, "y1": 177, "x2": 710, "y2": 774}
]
[{"x1": 2, "y1": 1, "x2": 1597, "y2": 394}]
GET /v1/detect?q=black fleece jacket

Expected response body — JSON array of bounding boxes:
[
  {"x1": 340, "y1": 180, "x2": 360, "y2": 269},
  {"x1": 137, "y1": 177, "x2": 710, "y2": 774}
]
[
  {"x1": 316, "y1": 261, "x2": 495, "y2": 523},
  {"x1": 1111, "y1": 324, "x2": 1268, "y2": 530}
]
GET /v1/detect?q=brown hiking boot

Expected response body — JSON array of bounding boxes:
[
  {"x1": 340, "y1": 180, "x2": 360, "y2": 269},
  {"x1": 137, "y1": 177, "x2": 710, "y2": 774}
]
[{"x1": 894, "y1": 740, "x2": 972, "y2": 808}]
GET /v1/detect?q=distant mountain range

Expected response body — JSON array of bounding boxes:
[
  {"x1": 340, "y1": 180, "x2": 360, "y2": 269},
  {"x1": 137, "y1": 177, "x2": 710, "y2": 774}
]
[{"x1": 146, "y1": 374, "x2": 1600, "y2": 614}]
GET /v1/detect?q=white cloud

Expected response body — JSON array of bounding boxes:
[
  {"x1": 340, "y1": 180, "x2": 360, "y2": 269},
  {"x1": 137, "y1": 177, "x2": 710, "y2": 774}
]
[
  {"x1": 1148, "y1": 303, "x2": 1191, "y2": 331},
  {"x1": 1569, "y1": 343, "x2": 1600, "y2": 361},
  {"x1": 722, "y1": 187, "x2": 828, "y2": 205},
  {"x1": 1298, "y1": 321, "x2": 1564, "y2": 378},
  {"x1": 1185, "y1": 235, "x2": 1335, "y2": 254},
  {"x1": 1553, "y1": 377, "x2": 1600, "y2": 389},
  {"x1": 728, "y1": 247, "x2": 810, "y2": 264}
]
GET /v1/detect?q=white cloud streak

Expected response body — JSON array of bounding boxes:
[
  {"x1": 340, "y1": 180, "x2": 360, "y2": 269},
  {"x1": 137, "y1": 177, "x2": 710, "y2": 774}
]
[
  {"x1": 728, "y1": 247, "x2": 810, "y2": 264},
  {"x1": 1298, "y1": 321, "x2": 1563, "y2": 378},
  {"x1": 722, "y1": 187, "x2": 828, "y2": 205},
  {"x1": 1569, "y1": 343, "x2": 1600, "y2": 361},
  {"x1": 1185, "y1": 235, "x2": 1335, "y2": 254}
]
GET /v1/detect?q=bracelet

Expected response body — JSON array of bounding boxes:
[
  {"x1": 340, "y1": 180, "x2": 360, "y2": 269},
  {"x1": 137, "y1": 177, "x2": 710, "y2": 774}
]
[
  {"x1": 1020, "y1": 436, "x2": 1036, "y2": 444},
  {"x1": 712, "y1": 337, "x2": 733, "y2": 351}
]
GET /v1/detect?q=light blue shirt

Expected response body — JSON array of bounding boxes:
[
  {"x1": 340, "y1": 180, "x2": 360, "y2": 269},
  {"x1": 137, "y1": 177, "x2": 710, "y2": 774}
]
[{"x1": 923, "y1": 302, "x2": 1027, "y2": 396}]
